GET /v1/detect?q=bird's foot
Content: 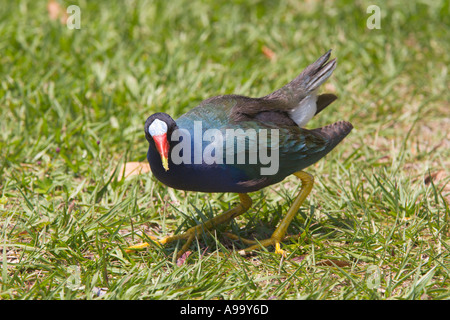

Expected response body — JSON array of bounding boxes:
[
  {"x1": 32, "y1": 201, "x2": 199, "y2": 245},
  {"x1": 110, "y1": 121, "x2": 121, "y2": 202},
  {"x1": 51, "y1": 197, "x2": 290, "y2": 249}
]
[
  {"x1": 223, "y1": 232, "x2": 288, "y2": 257},
  {"x1": 240, "y1": 237, "x2": 287, "y2": 257},
  {"x1": 125, "y1": 225, "x2": 201, "y2": 259},
  {"x1": 126, "y1": 194, "x2": 252, "y2": 259},
  {"x1": 124, "y1": 235, "x2": 167, "y2": 253}
]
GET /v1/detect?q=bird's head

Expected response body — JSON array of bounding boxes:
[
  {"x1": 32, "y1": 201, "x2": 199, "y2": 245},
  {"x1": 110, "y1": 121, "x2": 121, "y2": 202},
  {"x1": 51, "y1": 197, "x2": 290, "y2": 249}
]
[{"x1": 145, "y1": 113, "x2": 177, "y2": 171}]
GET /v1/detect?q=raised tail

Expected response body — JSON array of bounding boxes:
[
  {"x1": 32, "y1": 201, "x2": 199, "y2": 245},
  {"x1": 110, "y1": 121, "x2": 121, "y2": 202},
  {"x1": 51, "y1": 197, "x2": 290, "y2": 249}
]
[
  {"x1": 265, "y1": 50, "x2": 337, "y2": 104},
  {"x1": 294, "y1": 49, "x2": 337, "y2": 93},
  {"x1": 262, "y1": 50, "x2": 338, "y2": 128}
]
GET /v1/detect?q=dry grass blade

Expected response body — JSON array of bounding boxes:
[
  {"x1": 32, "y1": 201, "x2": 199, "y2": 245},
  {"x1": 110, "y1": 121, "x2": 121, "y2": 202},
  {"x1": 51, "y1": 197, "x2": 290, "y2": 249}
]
[
  {"x1": 116, "y1": 162, "x2": 151, "y2": 181},
  {"x1": 47, "y1": 0, "x2": 68, "y2": 24}
]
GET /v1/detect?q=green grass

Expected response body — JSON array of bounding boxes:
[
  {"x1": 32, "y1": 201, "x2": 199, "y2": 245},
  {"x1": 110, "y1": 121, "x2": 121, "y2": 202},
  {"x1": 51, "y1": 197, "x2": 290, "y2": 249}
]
[{"x1": 0, "y1": 0, "x2": 449, "y2": 300}]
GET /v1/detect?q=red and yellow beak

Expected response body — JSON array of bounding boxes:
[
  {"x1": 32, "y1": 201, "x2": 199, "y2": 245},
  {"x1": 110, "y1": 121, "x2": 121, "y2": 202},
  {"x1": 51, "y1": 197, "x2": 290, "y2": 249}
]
[{"x1": 153, "y1": 133, "x2": 170, "y2": 171}]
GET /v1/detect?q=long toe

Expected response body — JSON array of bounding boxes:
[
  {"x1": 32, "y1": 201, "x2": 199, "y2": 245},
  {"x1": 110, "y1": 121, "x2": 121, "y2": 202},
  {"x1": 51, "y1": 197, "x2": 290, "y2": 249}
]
[{"x1": 237, "y1": 236, "x2": 286, "y2": 256}]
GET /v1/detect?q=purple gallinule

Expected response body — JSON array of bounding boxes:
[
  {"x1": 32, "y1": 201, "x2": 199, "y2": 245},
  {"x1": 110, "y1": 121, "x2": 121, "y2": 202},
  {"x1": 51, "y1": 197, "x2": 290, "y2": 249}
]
[{"x1": 127, "y1": 50, "x2": 352, "y2": 258}]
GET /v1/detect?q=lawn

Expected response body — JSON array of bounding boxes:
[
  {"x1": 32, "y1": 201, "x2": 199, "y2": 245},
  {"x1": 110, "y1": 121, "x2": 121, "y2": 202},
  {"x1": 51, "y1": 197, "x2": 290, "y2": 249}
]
[{"x1": 0, "y1": 0, "x2": 449, "y2": 300}]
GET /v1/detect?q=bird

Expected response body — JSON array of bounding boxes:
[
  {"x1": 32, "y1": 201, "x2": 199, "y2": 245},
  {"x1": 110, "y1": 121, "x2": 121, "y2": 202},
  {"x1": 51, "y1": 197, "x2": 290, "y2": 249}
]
[{"x1": 127, "y1": 50, "x2": 353, "y2": 258}]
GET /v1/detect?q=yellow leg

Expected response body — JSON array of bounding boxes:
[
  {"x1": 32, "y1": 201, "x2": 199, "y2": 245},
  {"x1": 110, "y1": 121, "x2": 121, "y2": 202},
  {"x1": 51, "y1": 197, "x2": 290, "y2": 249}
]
[
  {"x1": 126, "y1": 193, "x2": 252, "y2": 259},
  {"x1": 233, "y1": 171, "x2": 314, "y2": 256}
]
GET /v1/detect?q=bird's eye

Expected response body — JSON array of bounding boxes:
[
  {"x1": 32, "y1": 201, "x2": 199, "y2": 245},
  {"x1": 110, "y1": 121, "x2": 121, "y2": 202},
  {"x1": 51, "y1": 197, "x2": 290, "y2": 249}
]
[{"x1": 148, "y1": 119, "x2": 168, "y2": 137}]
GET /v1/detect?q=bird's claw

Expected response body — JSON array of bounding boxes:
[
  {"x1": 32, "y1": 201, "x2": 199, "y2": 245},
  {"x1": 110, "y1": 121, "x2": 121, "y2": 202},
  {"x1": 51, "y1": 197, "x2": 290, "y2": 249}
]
[
  {"x1": 125, "y1": 235, "x2": 165, "y2": 253},
  {"x1": 232, "y1": 235, "x2": 287, "y2": 257},
  {"x1": 125, "y1": 225, "x2": 204, "y2": 259},
  {"x1": 274, "y1": 242, "x2": 287, "y2": 257}
]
